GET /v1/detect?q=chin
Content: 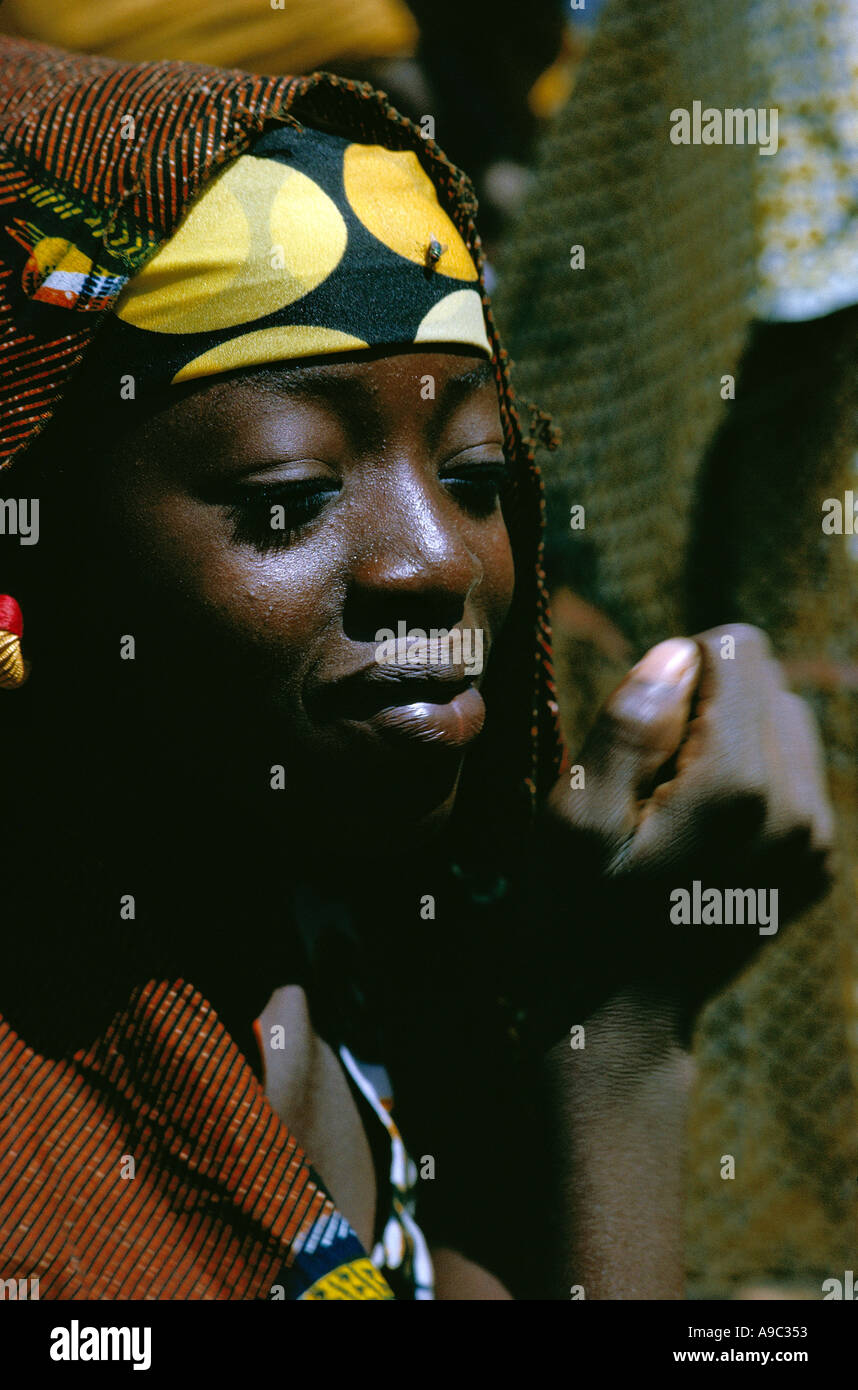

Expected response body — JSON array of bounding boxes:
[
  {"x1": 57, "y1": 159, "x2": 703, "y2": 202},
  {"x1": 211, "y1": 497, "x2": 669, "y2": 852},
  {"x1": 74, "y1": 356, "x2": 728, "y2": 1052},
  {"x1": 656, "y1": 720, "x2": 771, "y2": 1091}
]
[{"x1": 288, "y1": 752, "x2": 463, "y2": 848}]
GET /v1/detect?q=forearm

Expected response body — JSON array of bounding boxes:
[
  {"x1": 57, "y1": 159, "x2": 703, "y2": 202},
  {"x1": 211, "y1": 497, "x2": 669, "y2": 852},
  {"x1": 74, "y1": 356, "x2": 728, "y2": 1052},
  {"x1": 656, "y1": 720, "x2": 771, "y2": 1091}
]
[{"x1": 543, "y1": 989, "x2": 695, "y2": 1300}]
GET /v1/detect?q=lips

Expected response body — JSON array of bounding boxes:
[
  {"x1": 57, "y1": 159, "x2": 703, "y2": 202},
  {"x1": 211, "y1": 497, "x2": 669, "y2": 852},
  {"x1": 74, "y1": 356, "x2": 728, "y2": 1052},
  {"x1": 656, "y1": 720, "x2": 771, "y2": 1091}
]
[
  {"x1": 364, "y1": 684, "x2": 486, "y2": 747},
  {"x1": 315, "y1": 665, "x2": 487, "y2": 750}
]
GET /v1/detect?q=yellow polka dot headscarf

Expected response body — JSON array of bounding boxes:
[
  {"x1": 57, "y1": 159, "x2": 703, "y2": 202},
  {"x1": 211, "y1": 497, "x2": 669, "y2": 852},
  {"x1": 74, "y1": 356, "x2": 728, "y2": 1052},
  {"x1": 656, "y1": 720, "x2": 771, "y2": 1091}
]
[{"x1": 111, "y1": 124, "x2": 491, "y2": 386}]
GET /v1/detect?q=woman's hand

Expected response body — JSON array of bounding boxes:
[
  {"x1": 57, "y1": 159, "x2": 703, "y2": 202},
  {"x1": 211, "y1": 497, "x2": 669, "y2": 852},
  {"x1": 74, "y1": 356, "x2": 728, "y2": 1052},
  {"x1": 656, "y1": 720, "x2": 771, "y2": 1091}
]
[
  {"x1": 541, "y1": 623, "x2": 834, "y2": 1030},
  {"x1": 537, "y1": 625, "x2": 834, "y2": 1297}
]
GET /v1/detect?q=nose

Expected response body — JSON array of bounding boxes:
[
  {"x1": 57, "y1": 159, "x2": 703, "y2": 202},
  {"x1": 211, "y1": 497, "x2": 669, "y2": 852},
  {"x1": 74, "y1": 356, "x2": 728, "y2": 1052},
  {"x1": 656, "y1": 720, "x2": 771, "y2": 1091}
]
[{"x1": 343, "y1": 476, "x2": 484, "y2": 643}]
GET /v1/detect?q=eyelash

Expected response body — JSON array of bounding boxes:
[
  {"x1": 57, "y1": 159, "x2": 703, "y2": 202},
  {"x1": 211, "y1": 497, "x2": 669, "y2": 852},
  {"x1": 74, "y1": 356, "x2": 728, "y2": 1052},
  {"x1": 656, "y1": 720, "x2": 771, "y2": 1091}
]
[
  {"x1": 225, "y1": 462, "x2": 511, "y2": 552},
  {"x1": 225, "y1": 479, "x2": 338, "y2": 550}
]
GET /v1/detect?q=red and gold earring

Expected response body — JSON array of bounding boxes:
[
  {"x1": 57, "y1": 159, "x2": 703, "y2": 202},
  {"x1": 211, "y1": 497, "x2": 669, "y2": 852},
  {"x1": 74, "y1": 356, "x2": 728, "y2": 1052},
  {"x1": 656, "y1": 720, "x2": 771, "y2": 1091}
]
[{"x1": 0, "y1": 595, "x2": 28, "y2": 689}]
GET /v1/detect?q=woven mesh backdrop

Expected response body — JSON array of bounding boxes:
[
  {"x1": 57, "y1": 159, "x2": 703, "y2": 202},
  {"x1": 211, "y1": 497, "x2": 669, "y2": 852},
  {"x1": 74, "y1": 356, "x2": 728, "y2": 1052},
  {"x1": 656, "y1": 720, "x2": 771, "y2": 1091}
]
[{"x1": 493, "y1": 0, "x2": 858, "y2": 1296}]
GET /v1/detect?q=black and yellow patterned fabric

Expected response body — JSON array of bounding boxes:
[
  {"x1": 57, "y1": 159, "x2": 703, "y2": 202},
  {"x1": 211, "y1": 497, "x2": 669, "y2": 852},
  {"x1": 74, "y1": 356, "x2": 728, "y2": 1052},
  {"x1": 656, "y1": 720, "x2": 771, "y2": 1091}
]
[{"x1": 107, "y1": 123, "x2": 491, "y2": 391}]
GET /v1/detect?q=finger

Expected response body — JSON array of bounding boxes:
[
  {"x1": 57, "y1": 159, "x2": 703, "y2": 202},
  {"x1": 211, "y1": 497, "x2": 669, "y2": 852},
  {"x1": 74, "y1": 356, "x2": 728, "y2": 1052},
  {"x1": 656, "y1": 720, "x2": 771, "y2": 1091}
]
[
  {"x1": 751, "y1": 660, "x2": 798, "y2": 843},
  {"x1": 766, "y1": 692, "x2": 836, "y2": 852},
  {"x1": 749, "y1": 690, "x2": 836, "y2": 926},
  {"x1": 565, "y1": 638, "x2": 701, "y2": 857},
  {"x1": 650, "y1": 624, "x2": 773, "y2": 819},
  {"x1": 634, "y1": 636, "x2": 834, "y2": 887},
  {"x1": 630, "y1": 627, "x2": 774, "y2": 870}
]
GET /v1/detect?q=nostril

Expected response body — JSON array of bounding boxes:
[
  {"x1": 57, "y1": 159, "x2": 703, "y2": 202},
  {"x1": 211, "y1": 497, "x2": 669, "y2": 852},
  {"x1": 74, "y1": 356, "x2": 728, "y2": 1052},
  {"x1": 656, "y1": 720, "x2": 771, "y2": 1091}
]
[
  {"x1": 342, "y1": 591, "x2": 467, "y2": 648},
  {"x1": 343, "y1": 541, "x2": 483, "y2": 646}
]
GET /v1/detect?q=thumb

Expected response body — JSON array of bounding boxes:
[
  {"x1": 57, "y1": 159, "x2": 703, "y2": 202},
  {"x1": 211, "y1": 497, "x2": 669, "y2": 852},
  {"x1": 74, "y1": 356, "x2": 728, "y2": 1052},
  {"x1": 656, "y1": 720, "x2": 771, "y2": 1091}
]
[{"x1": 552, "y1": 638, "x2": 702, "y2": 859}]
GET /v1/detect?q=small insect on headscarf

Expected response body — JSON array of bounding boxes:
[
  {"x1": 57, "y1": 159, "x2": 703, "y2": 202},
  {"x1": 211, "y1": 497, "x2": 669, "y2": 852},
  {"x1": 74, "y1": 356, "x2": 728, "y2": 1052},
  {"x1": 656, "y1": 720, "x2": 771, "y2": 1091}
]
[{"x1": 103, "y1": 121, "x2": 492, "y2": 383}]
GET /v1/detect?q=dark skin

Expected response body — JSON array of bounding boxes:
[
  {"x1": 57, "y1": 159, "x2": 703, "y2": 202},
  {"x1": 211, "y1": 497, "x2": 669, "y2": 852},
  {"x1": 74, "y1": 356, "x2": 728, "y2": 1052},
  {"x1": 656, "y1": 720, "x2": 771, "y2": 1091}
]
[
  {"x1": 11, "y1": 348, "x2": 515, "y2": 918},
  {"x1": 67, "y1": 348, "x2": 514, "y2": 843},
  {"x1": 7, "y1": 346, "x2": 834, "y2": 1299}
]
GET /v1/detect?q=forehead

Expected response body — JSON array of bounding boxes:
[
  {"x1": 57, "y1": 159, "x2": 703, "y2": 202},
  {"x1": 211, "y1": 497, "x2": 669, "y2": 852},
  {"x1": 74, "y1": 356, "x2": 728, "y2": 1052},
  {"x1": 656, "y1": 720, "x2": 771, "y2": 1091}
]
[
  {"x1": 91, "y1": 350, "x2": 502, "y2": 478},
  {"x1": 160, "y1": 349, "x2": 499, "y2": 427},
  {"x1": 215, "y1": 349, "x2": 495, "y2": 397}
]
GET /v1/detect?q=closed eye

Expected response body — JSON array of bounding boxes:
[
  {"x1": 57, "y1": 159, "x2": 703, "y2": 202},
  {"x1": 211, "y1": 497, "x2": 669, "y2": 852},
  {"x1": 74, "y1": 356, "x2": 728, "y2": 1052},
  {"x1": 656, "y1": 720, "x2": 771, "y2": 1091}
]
[
  {"x1": 440, "y1": 459, "x2": 510, "y2": 516},
  {"x1": 206, "y1": 448, "x2": 512, "y2": 551},
  {"x1": 219, "y1": 477, "x2": 341, "y2": 550}
]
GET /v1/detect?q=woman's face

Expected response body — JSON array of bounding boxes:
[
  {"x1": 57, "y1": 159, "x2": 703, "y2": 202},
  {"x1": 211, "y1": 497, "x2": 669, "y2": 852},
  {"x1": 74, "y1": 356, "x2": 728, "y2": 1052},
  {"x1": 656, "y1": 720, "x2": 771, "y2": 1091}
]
[{"x1": 81, "y1": 348, "x2": 516, "y2": 836}]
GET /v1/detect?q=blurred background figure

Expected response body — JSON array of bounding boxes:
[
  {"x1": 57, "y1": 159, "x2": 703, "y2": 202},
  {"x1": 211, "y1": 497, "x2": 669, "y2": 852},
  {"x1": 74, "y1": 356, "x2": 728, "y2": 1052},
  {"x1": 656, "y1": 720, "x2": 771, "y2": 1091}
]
[
  {"x1": 492, "y1": 0, "x2": 858, "y2": 1297},
  {"x1": 0, "y1": 0, "x2": 587, "y2": 247},
  {"x1": 0, "y1": 0, "x2": 420, "y2": 73}
]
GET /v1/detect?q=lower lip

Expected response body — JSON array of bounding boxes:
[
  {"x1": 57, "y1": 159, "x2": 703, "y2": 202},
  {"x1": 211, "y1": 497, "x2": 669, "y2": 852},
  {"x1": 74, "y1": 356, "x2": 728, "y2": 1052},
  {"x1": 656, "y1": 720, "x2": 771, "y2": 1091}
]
[{"x1": 360, "y1": 685, "x2": 486, "y2": 748}]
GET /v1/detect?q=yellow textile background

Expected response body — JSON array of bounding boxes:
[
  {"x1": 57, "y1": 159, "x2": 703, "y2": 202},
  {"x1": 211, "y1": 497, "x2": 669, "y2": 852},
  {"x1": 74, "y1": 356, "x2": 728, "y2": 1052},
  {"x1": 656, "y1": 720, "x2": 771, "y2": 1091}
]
[{"x1": 0, "y1": 0, "x2": 418, "y2": 70}]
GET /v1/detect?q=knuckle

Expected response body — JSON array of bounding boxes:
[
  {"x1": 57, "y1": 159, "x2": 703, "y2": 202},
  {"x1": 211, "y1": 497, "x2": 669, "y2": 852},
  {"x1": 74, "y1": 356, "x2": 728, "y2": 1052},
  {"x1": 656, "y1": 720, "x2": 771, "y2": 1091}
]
[
  {"x1": 603, "y1": 682, "x2": 677, "y2": 747},
  {"x1": 695, "y1": 622, "x2": 771, "y2": 657},
  {"x1": 781, "y1": 690, "x2": 819, "y2": 737},
  {"x1": 781, "y1": 690, "x2": 809, "y2": 717},
  {"x1": 816, "y1": 845, "x2": 837, "y2": 882},
  {"x1": 727, "y1": 777, "x2": 769, "y2": 814},
  {"x1": 781, "y1": 817, "x2": 816, "y2": 843},
  {"x1": 730, "y1": 623, "x2": 773, "y2": 659},
  {"x1": 810, "y1": 815, "x2": 837, "y2": 856},
  {"x1": 600, "y1": 698, "x2": 649, "y2": 747}
]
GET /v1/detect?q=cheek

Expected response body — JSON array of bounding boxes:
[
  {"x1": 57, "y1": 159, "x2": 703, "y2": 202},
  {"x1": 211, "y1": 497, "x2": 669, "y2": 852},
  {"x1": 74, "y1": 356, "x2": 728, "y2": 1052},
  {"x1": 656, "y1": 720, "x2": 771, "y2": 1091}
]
[
  {"x1": 198, "y1": 543, "x2": 336, "y2": 653},
  {"x1": 96, "y1": 489, "x2": 340, "y2": 680}
]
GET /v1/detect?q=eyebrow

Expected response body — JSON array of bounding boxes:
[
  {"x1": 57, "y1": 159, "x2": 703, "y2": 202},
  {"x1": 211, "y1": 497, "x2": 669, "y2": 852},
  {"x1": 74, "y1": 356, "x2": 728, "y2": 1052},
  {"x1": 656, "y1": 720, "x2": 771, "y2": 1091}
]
[
  {"x1": 240, "y1": 364, "x2": 384, "y2": 451},
  {"x1": 239, "y1": 356, "x2": 498, "y2": 451},
  {"x1": 427, "y1": 359, "x2": 497, "y2": 448}
]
